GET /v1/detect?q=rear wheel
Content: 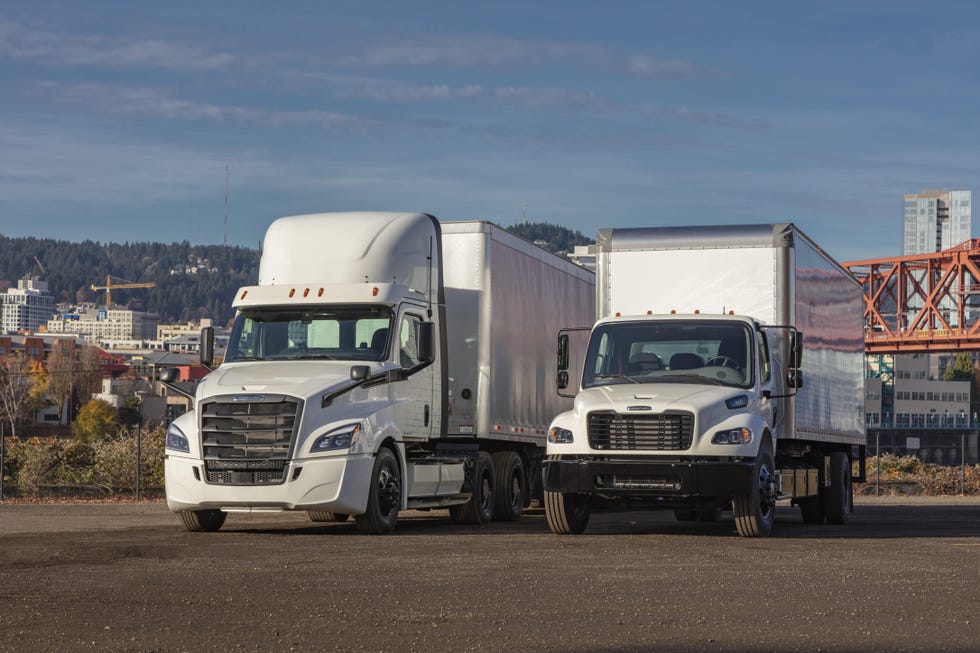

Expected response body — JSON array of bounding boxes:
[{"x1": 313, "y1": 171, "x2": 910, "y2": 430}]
[
  {"x1": 823, "y1": 452, "x2": 852, "y2": 524},
  {"x1": 491, "y1": 451, "x2": 526, "y2": 521},
  {"x1": 733, "y1": 442, "x2": 776, "y2": 537},
  {"x1": 179, "y1": 509, "x2": 226, "y2": 532},
  {"x1": 449, "y1": 451, "x2": 494, "y2": 525},
  {"x1": 354, "y1": 447, "x2": 401, "y2": 535},
  {"x1": 308, "y1": 511, "x2": 350, "y2": 523}
]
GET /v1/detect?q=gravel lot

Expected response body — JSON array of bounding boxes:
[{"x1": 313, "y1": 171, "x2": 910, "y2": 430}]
[{"x1": 1, "y1": 496, "x2": 978, "y2": 652}]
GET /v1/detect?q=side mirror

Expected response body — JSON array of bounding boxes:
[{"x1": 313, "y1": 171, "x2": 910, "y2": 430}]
[
  {"x1": 557, "y1": 333, "x2": 569, "y2": 371},
  {"x1": 787, "y1": 369, "x2": 804, "y2": 389},
  {"x1": 557, "y1": 370, "x2": 569, "y2": 390},
  {"x1": 200, "y1": 326, "x2": 215, "y2": 368},
  {"x1": 350, "y1": 365, "x2": 370, "y2": 381},
  {"x1": 418, "y1": 322, "x2": 435, "y2": 363},
  {"x1": 790, "y1": 330, "x2": 804, "y2": 369},
  {"x1": 159, "y1": 367, "x2": 179, "y2": 383}
]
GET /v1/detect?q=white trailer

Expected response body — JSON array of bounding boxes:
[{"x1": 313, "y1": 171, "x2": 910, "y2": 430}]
[
  {"x1": 543, "y1": 223, "x2": 866, "y2": 536},
  {"x1": 164, "y1": 212, "x2": 594, "y2": 534}
]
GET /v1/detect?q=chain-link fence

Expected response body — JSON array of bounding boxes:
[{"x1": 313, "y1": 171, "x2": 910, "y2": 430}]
[
  {"x1": 0, "y1": 423, "x2": 165, "y2": 501},
  {"x1": 862, "y1": 430, "x2": 979, "y2": 495}
]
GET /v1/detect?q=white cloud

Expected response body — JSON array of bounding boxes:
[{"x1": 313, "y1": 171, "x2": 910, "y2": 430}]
[
  {"x1": 26, "y1": 82, "x2": 367, "y2": 129},
  {"x1": 338, "y1": 34, "x2": 708, "y2": 79},
  {"x1": 0, "y1": 17, "x2": 235, "y2": 70}
]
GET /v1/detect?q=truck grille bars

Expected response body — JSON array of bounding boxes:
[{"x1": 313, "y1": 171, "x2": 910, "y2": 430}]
[
  {"x1": 588, "y1": 411, "x2": 694, "y2": 451},
  {"x1": 199, "y1": 395, "x2": 301, "y2": 485}
]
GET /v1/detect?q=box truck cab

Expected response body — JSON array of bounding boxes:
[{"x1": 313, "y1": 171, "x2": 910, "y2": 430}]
[
  {"x1": 542, "y1": 224, "x2": 865, "y2": 537},
  {"x1": 164, "y1": 212, "x2": 594, "y2": 534}
]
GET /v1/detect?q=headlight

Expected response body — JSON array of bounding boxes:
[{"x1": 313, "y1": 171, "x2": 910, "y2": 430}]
[
  {"x1": 711, "y1": 428, "x2": 752, "y2": 445},
  {"x1": 548, "y1": 427, "x2": 574, "y2": 444},
  {"x1": 312, "y1": 423, "x2": 361, "y2": 452},
  {"x1": 166, "y1": 423, "x2": 190, "y2": 453}
]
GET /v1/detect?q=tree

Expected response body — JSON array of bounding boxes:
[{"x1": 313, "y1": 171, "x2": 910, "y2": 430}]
[
  {"x1": 943, "y1": 353, "x2": 974, "y2": 381},
  {"x1": 72, "y1": 399, "x2": 120, "y2": 442},
  {"x1": 0, "y1": 354, "x2": 45, "y2": 438},
  {"x1": 45, "y1": 342, "x2": 104, "y2": 422}
]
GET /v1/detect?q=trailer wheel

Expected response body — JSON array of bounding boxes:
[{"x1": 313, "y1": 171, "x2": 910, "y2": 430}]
[
  {"x1": 354, "y1": 447, "x2": 401, "y2": 535},
  {"x1": 449, "y1": 451, "x2": 494, "y2": 525},
  {"x1": 544, "y1": 490, "x2": 591, "y2": 534},
  {"x1": 733, "y1": 442, "x2": 776, "y2": 537},
  {"x1": 179, "y1": 509, "x2": 226, "y2": 532},
  {"x1": 823, "y1": 452, "x2": 851, "y2": 524},
  {"x1": 308, "y1": 511, "x2": 349, "y2": 523},
  {"x1": 491, "y1": 451, "x2": 526, "y2": 521}
]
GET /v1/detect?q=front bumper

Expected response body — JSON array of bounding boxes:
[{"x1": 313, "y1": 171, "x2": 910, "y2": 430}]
[
  {"x1": 165, "y1": 454, "x2": 374, "y2": 515},
  {"x1": 542, "y1": 457, "x2": 755, "y2": 497}
]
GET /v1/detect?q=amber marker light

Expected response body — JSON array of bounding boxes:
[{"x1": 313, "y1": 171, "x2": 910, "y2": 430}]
[
  {"x1": 240, "y1": 290, "x2": 248, "y2": 300},
  {"x1": 303, "y1": 288, "x2": 310, "y2": 297},
  {"x1": 318, "y1": 288, "x2": 324, "y2": 297},
  {"x1": 372, "y1": 287, "x2": 379, "y2": 297}
]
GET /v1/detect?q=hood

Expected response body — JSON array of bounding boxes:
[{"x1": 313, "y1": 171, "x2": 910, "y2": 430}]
[
  {"x1": 198, "y1": 361, "x2": 371, "y2": 402},
  {"x1": 574, "y1": 382, "x2": 741, "y2": 415}
]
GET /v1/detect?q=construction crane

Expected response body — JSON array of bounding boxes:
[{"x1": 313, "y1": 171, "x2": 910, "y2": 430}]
[{"x1": 90, "y1": 275, "x2": 156, "y2": 309}]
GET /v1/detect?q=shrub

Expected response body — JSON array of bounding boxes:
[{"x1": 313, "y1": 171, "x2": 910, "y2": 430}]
[{"x1": 72, "y1": 400, "x2": 121, "y2": 442}]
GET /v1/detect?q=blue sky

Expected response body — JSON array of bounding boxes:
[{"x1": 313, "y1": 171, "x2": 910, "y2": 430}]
[{"x1": 1, "y1": 1, "x2": 979, "y2": 262}]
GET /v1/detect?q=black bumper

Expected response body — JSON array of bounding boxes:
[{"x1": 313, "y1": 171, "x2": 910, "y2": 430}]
[{"x1": 542, "y1": 457, "x2": 755, "y2": 497}]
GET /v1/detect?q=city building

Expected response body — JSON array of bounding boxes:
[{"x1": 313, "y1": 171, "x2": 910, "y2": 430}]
[
  {"x1": 45, "y1": 307, "x2": 160, "y2": 343},
  {"x1": 902, "y1": 189, "x2": 971, "y2": 255},
  {"x1": 1, "y1": 276, "x2": 56, "y2": 334}
]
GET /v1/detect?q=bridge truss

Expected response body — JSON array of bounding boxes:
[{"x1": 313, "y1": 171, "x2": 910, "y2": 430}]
[{"x1": 844, "y1": 239, "x2": 980, "y2": 354}]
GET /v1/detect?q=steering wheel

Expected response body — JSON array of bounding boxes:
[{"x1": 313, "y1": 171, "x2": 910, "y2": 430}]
[{"x1": 706, "y1": 355, "x2": 741, "y2": 371}]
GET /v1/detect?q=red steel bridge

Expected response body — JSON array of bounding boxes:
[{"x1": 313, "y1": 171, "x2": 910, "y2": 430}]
[{"x1": 844, "y1": 239, "x2": 980, "y2": 354}]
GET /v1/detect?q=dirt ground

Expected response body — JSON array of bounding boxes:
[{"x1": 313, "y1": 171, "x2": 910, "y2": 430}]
[{"x1": 1, "y1": 496, "x2": 978, "y2": 652}]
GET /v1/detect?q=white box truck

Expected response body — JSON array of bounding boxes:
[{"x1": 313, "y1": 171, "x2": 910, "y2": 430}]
[
  {"x1": 543, "y1": 223, "x2": 866, "y2": 536},
  {"x1": 164, "y1": 212, "x2": 595, "y2": 534}
]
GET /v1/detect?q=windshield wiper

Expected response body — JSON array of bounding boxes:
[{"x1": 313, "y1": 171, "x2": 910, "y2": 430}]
[{"x1": 594, "y1": 373, "x2": 641, "y2": 384}]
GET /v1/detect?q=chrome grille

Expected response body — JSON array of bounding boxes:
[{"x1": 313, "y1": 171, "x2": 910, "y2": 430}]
[
  {"x1": 200, "y1": 395, "x2": 301, "y2": 485},
  {"x1": 587, "y1": 411, "x2": 694, "y2": 451}
]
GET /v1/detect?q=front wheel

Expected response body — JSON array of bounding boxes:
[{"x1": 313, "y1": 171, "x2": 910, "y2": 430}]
[
  {"x1": 179, "y1": 509, "x2": 226, "y2": 532},
  {"x1": 544, "y1": 490, "x2": 591, "y2": 534},
  {"x1": 733, "y1": 442, "x2": 776, "y2": 537},
  {"x1": 354, "y1": 447, "x2": 401, "y2": 535}
]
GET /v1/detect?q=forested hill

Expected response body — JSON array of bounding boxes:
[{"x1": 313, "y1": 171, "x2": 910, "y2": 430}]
[
  {"x1": 0, "y1": 235, "x2": 259, "y2": 326},
  {"x1": 504, "y1": 222, "x2": 593, "y2": 253},
  {"x1": 0, "y1": 222, "x2": 590, "y2": 326}
]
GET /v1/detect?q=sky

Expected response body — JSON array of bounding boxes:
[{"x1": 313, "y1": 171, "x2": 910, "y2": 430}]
[{"x1": 2, "y1": 1, "x2": 980, "y2": 262}]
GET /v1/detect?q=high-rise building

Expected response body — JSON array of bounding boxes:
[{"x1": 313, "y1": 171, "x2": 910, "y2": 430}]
[
  {"x1": 1, "y1": 276, "x2": 56, "y2": 334},
  {"x1": 902, "y1": 189, "x2": 972, "y2": 255}
]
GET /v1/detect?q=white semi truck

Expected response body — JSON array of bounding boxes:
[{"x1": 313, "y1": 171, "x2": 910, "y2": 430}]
[
  {"x1": 543, "y1": 223, "x2": 866, "y2": 536},
  {"x1": 164, "y1": 212, "x2": 594, "y2": 534}
]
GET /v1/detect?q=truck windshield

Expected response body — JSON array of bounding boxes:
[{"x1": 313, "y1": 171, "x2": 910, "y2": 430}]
[
  {"x1": 225, "y1": 306, "x2": 393, "y2": 362},
  {"x1": 583, "y1": 320, "x2": 754, "y2": 389}
]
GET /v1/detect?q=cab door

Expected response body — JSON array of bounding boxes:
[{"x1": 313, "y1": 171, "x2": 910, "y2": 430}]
[{"x1": 393, "y1": 308, "x2": 436, "y2": 441}]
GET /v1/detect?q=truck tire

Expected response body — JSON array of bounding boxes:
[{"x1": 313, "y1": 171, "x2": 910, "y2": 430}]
[
  {"x1": 354, "y1": 447, "x2": 401, "y2": 535},
  {"x1": 308, "y1": 511, "x2": 349, "y2": 523},
  {"x1": 179, "y1": 509, "x2": 226, "y2": 532},
  {"x1": 733, "y1": 442, "x2": 776, "y2": 537},
  {"x1": 491, "y1": 451, "x2": 525, "y2": 521},
  {"x1": 544, "y1": 490, "x2": 591, "y2": 534},
  {"x1": 449, "y1": 451, "x2": 494, "y2": 525},
  {"x1": 823, "y1": 452, "x2": 851, "y2": 524}
]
